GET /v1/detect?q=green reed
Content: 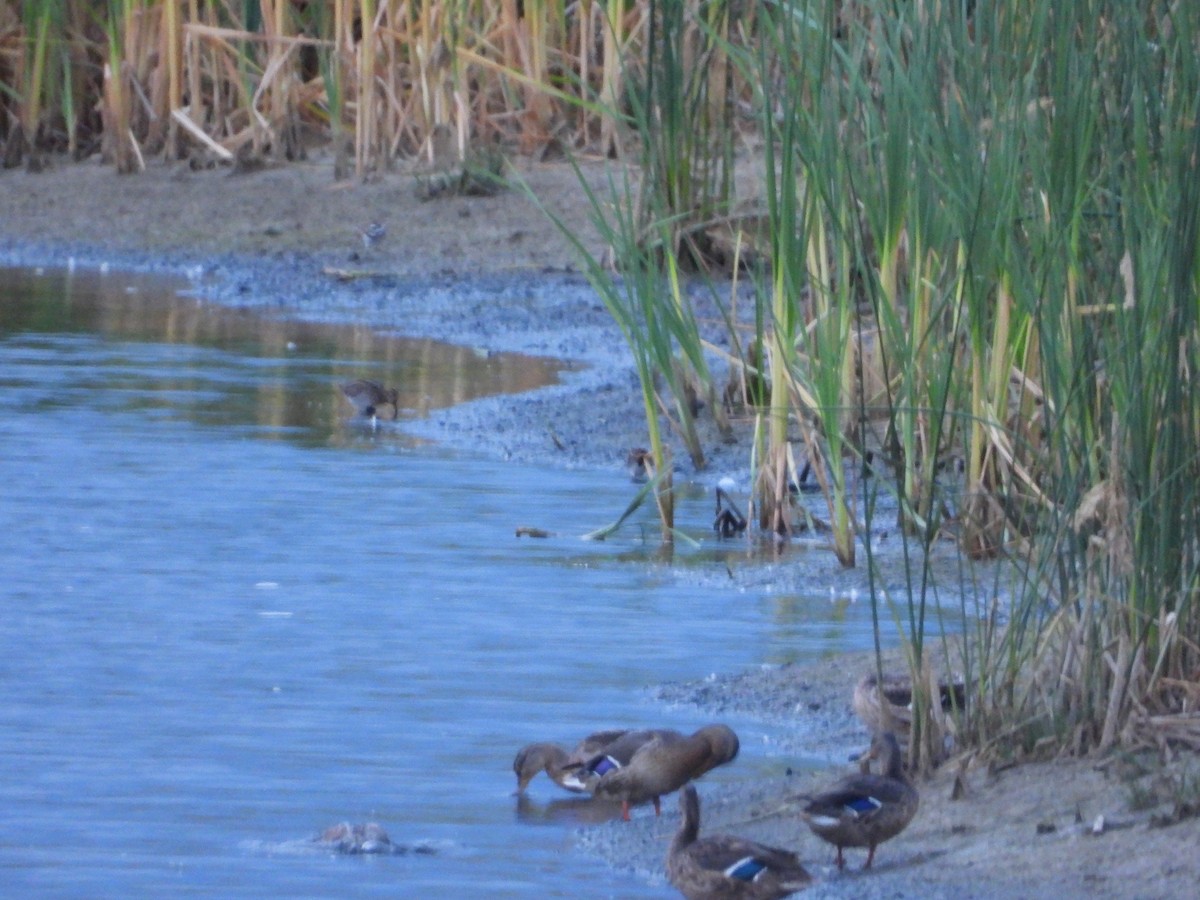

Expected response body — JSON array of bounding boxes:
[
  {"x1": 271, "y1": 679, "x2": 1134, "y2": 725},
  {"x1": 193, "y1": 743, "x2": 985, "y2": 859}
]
[{"x1": 592, "y1": 0, "x2": 1200, "y2": 762}]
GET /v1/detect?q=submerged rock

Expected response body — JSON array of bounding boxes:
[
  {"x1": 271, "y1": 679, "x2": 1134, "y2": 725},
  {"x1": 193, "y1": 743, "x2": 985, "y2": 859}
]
[{"x1": 315, "y1": 822, "x2": 438, "y2": 856}]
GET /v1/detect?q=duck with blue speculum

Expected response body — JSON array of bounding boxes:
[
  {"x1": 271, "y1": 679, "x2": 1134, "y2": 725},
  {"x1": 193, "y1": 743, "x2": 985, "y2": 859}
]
[
  {"x1": 667, "y1": 784, "x2": 812, "y2": 899},
  {"x1": 587, "y1": 724, "x2": 740, "y2": 822},
  {"x1": 799, "y1": 731, "x2": 918, "y2": 870},
  {"x1": 558, "y1": 727, "x2": 686, "y2": 792},
  {"x1": 513, "y1": 729, "x2": 669, "y2": 795}
]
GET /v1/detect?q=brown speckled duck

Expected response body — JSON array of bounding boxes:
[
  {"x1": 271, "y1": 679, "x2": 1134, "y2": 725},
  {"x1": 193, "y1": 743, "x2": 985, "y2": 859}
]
[
  {"x1": 799, "y1": 731, "x2": 918, "y2": 870},
  {"x1": 513, "y1": 729, "x2": 657, "y2": 794},
  {"x1": 589, "y1": 724, "x2": 740, "y2": 821},
  {"x1": 852, "y1": 672, "x2": 965, "y2": 743},
  {"x1": 339, "y1": 378, "x2": 400, "y2": 423},
  {"x1": 667, "y1": 784, "x2": 811, "y2": 899}
]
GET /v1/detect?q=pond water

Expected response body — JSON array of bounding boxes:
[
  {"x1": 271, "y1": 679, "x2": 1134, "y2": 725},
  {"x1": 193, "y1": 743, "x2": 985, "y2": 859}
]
[{"x1": 0, "y1": 267, "x2": 964, "y2": 897}]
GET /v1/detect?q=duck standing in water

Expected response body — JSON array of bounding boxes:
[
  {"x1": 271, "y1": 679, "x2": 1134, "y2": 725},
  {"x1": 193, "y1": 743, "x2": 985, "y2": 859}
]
[
  {"x1": 589, "y1": 724, "x2": 740, "y2": 821},
  {"x1": 799, "y1": 731, "x2": 918, "y2": 870},
  {"x1": 513, "y1": 729, "x2": 656, "y2": 794},
  {"x1": 339, "y1": 378, "x2": 400, "y2": 425},
  {"x1": 667, "y1": 784, "x2": 811, "y2": 899}
]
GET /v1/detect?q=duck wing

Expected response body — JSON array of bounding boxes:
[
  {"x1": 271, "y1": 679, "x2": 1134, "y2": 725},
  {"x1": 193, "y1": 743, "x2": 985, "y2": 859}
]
[
  {"x1": 804, "y1": 774, "x2": 913, "y2": 823},
  {"x1": 688, "y1": 834, "x2": 806, "y2": 876}
]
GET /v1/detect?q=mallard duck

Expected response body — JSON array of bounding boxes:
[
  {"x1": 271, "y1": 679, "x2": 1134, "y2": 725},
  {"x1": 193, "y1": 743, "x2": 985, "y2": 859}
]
[
  {"x1": 589, "y1": 724, "x2": 740, "y2": 821},
  {"x1": 799, "y1": 731, "x2": 918, "y2": 870},
  {"x1": 339, "y1": 378, "x2": 400, "y2": 422},
  {"x1": 513, "y1": 729, "x2": 644, "y2": 794},
  {"x1": 852, "y1": 672, "x2": 966, "y2": 745},
  {"x1": 558, "y1": 728, "x2": 683, "y2": 792},
  {"x1": 667, "y1": 784, "x2": 811, "y2": 899},
  {"x1": 316, "y1": 822, "x2": 393, "y2": 854}
]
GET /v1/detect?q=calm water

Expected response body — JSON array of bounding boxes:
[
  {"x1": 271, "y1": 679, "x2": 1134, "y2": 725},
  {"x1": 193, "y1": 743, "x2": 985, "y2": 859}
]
[{"x1": 0, "y1": 267, "x2": 954, "y2": 897}]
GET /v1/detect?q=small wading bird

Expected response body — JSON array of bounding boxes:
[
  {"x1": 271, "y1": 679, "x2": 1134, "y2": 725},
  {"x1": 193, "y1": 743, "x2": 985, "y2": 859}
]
[
  {"x1": 626, "y1": 447, "x2": 654, "y2": 481},
  {"x1": 588, "y1": 724, "x2": 740, "y2": 822},
  {"x1": 339, "y1": 378, "x2": 400, "y2": 427},
  {"x1": 513, "y1": 729, "x2": 667, "y2": 795},
  {"x1": 713, "y1": 484, "x2": 747, "y2": 538},
  {"x1": 667, "y1": 784, "x2": 811, "y2": 899},
  {"x1": 359, "y1": 221, "x2": 387, "y2": 249},
  {"x1": 799, "y1": 731, "x2": 918, "y2": 870}
]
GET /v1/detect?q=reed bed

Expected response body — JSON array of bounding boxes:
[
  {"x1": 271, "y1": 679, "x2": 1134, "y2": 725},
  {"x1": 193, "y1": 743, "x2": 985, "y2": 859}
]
[
  {"x1": 0, "y1": 0, "x2": 688, "y2": 173},
  {"x1": 560, "y1": 0, "x2": 1200, "y2": 766},
  {"x1": 3, "y1": 0, "x2": 1198, "y2": 763}
]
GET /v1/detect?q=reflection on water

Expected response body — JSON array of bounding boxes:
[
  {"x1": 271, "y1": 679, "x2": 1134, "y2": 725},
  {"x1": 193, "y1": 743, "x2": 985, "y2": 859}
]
[
  {"x1": 0, "y1": 266, "x2": 568, "y2": 444},
  {"x1": 514, "y1": 793, "x2": 629, "y2": 828},
  {"x1": 0, "y1": 266, "x2": 974, "y2": 898}
]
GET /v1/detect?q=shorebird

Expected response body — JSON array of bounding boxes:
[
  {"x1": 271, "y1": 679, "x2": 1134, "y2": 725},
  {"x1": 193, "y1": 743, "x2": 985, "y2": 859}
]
[
  {"x1": 359, "y1": 221, "x2": 387, "y2": 249},
  {"x1": 799, "y1": 731, "x2": 918, "y2": 870},
  {"x1": 339, "y1": 378, "x2": 399, "y2": 428},
  {"x1": 667, "y1": 784, "x2": 811, "y2": 899}
]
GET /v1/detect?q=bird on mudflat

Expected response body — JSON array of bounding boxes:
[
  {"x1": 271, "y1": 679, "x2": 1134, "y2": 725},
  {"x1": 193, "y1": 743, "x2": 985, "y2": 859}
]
[
  {"x1": 666, "y1": 784, "x2": 811, "y2": 899},
  {"x1": 359, "y1": 221, "x2": 387, "y2": 249},
  {"x1": 798, "y1": 731, "x2": 918, "y2": 870}
]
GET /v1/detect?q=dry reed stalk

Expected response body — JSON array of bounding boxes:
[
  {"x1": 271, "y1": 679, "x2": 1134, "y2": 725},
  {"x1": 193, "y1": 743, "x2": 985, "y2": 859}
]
[
  {"x1": 257, "y1": 0, "x2": 288, "y2": 158},
  {"x1": 355, "y1": 0, "x2": 377, "y2": 176},
  {"x1": 184, "y1": 0, "x2": 202, "y2": 138},
  {"x1": 1100, "y1": 632, "x2": 1133, "y2": 751},
  {"x1": 160, "y1": 0, "x2": 181, "y2": 156},
  {"x1": 250, "y1": 34, "x2": 297, "y2": 156},
  {"x1": 170, "y1": 108, "x2": 232, "y2": 160},
  {"x1": 1, "y1": 10, "x2": 28, "y2": 164},
  {"x1": 101, "y1": 59, "x2": 135, "y2": 173},
  {"x1": 598, "y1": 0, "x2": 629, "y2": 157},
  {"x1": 753, "y1": 439, "x2": 793, "y2": 536},
  {"x1": 377, "y1": 3, "x2": 402, "y2": 159},
  {"x1": 501, "y1": 1, "x2": 551, "y2": 153}
]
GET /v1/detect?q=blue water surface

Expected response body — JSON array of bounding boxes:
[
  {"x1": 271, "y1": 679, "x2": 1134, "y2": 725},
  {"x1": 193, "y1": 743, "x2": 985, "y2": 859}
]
[{"x1": 0, "y1": 268, "x2": 940, "y2": 898}]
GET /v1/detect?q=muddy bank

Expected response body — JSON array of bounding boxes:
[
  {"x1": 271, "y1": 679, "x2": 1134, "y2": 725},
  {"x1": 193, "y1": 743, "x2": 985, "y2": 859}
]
[{"x1": 3, "y1": 156, "x2": 1198, "y2": 898}]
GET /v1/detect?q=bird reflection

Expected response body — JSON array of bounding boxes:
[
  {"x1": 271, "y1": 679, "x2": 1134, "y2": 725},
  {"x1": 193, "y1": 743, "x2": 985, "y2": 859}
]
[{"x1": 514, "y1": 792, "x2": 628, "y2": 826}]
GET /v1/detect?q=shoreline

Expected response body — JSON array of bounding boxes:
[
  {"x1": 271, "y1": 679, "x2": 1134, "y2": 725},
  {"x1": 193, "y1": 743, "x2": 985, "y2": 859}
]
[{"x1": 3, "y1": 158, "x2": 1198, "y2": 898}]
